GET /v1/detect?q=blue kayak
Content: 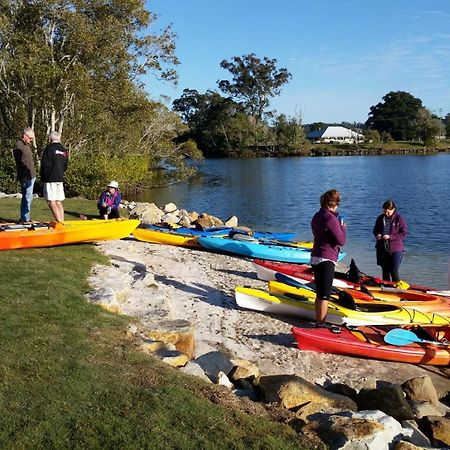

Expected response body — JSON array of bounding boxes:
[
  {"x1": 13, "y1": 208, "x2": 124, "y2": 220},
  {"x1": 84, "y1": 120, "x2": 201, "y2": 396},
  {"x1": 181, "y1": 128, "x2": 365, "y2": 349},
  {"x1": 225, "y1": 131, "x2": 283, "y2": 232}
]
[
  {"x1": 143, "y1": 224, "x2": 296, "y2": 241},
  {"x1": 198, "y1": 236, "x2": 346, "y2": 263}
]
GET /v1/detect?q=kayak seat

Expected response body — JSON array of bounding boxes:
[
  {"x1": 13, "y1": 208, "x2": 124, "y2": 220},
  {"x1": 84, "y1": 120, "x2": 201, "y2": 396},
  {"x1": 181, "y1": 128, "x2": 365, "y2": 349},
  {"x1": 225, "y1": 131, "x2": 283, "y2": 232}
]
[{"x1": 333, "y1": 291, "x2": 398, "y2": 313}]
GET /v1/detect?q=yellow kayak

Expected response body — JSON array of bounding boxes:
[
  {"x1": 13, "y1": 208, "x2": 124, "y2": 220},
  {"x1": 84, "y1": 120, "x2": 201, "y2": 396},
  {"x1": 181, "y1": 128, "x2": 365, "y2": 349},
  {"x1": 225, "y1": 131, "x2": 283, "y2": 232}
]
[
  {"x1": 268, "y1": 281, "x2": 450, "y2": 316},
  {"x1": 132, "y1": 227, "x2": 201, "y2": 248},
  {"x1": 235, "y1": 286, "x2": 450, "y2": 327}
]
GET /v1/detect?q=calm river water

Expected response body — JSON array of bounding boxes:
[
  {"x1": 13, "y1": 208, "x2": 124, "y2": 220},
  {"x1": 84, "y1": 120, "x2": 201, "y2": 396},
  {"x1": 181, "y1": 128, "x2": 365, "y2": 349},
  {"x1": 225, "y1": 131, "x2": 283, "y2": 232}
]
[{"x1": 133, "y1": 154, "x2": 450, "y2": 289}]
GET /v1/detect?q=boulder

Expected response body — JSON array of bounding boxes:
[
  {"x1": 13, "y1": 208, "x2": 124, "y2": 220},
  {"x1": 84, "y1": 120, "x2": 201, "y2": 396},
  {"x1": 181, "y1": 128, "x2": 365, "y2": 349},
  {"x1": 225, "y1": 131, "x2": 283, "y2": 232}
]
[
  {"x1": 188, "y1": 211, "x2": 199, "y2": 222},
  {"x1": 178, "y1": 209, "x2": 191, "y2": 227},
  {"x1": 255, "y1": 374, "x2": 357, "y2": 411},
  {"x1": 224, "y1": 216, "x2": 238, "y2": 227},
  {"x1": 357, "y1": 383, "x2": 415, "y2": 421},
  {"x1": 163, "y1": 202, "x2": 178, "y2": 213},
  {"x1": 411, "y1": 401, "x2": 445, "y2": 419},
  {"x1": 129, "y1": 202, "x2": 164, "y2": 223},
  {"x1": 303, "y1": 410, "x2": 413, "y2": 450},
  {"x1": 161, "y1": 212, "x2": 180, "y2": 225},
  {"x1": 142, "y1": 319, "x2": 195, "y2": 358},
  {"x1": 325, "y1": 382, "x2": 358, "y2": 403},
  {"x1": 401, "y1": 420, "x2": 432, "y2": 447},
  {"x1": 229, "y1": 358, "x2": 261, "y2": 382},
  {"x1": 195, "y1": 351, "x2": 234, "y2": 383},
  {"x1": 217, "y1": 371, "x2": 234, "y2": 389},
  {"x1": 418, "y1": 416, "x2": 450, "y2": 447},
  {"x1": 156, "y1": 349, "x2": 190, "y2": 368},
  {"x1": 194, "y1": 213, "x2": 224, "y2": 229},
  {"x1": 179, "y1": 361, "x2": 212, "y2": 383},
  {"x1": 402, "y1": 376, "x2": 439, "y2": 405}
]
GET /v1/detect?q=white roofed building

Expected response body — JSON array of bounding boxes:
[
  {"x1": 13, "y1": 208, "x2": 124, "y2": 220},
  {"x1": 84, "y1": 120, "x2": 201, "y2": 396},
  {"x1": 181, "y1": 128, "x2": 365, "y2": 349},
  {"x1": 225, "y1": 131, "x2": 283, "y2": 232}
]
[{"x1": 306, "y1": 126, "x2": 364, "y2": 144}]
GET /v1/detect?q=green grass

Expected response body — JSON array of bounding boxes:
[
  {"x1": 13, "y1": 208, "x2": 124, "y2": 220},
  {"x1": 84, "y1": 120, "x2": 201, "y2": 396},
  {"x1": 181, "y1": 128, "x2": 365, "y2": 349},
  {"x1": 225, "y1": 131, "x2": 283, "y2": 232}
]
[{"x1": 0, "y1": 198, "x2": 312, "y2": 449}]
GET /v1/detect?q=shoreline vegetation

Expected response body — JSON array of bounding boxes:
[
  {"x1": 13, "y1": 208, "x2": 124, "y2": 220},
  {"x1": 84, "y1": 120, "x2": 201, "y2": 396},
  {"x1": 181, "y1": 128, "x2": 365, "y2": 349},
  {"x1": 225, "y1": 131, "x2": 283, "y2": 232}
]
[{"x1": 0, "y1": 197, "x2": 314, "y2": 449}]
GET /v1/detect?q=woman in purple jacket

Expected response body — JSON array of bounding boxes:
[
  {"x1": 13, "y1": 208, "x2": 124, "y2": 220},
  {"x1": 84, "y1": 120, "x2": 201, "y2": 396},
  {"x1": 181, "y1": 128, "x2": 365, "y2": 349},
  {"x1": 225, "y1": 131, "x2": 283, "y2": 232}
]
[
  {"x1": 373, "y1": 200, "x2": 408, "y2": 283},
  {"x1": 311, "y1": 189, "x2": 347, "y2": 324}
]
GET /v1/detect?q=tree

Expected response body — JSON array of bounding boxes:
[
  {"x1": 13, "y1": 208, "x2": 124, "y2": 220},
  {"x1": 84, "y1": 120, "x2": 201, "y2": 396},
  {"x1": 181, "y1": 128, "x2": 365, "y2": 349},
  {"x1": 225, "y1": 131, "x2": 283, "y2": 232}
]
[
  {"x1": 217, "y1": 53, "x2": 291, "y2": 120},
  {"x1": 273, "y1": 114, "x2": 305, "y2": 152},
  {"x1": 0, "y1": 0, "x2": 188, "y2": 195},
  {"x1": 416, "y1": 109, "x2": 444, "y2": 146},
  {"x1": 366, "y1": 91, "x2": 423, "y2": 141},
  {"x1": 173, "y1": 89, "x2": 245, "y2": 156},
  {"x1": 444, "y1": 113, "x2": 450, "y2": 138}
]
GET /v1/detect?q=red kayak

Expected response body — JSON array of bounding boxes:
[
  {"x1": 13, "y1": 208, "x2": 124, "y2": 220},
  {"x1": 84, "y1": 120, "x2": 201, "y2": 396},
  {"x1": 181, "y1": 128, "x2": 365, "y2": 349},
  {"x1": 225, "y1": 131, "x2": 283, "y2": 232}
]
[
  {"x1": 291, "y1": 325, "x2": 450, "y2": 366},
  {"x1": 253, "y1": 259, "x2": 443, "y2": 297}
]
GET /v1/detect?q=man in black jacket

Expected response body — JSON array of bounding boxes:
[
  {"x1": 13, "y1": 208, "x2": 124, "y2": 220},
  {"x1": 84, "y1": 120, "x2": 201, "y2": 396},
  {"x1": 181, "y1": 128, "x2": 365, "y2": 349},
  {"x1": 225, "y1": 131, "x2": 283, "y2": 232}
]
[
  {"x1": 13, "y1": 128, "x2": 36, "y2": 223},
  {"x1": 40, "y1": 131, "x2": 69, "y2": 222}
]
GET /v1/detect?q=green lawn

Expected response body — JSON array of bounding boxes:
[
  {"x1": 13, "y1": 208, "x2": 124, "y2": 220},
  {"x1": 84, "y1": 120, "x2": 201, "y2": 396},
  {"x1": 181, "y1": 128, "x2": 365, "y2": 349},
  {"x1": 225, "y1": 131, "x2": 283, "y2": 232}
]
[{"x1": 0, "y1": 198, "x2": 312, "y2": 449}]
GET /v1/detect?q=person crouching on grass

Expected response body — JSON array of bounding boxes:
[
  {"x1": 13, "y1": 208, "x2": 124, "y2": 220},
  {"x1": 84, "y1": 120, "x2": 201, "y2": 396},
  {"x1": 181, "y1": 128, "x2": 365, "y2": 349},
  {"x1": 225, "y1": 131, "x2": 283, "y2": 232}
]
[
  {"x1": 97, "y1": 181, "x2": 122, "y2": 219},
  {"x1": 310, "y1": 189, "x2": 347, "y2": 325}
]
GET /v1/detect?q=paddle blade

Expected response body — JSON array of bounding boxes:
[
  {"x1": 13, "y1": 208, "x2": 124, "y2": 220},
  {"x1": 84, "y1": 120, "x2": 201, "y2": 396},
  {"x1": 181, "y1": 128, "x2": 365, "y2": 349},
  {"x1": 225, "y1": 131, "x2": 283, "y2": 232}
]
[
  {"x1": 383, "y1": 328, "x2": 448, "y2": 346},
  {"x1": 384, "y1": 328, "x2": 421, "y2": 346},
  {"x1": 274, "y1": 272, "x2": 315, "y2": 291}
]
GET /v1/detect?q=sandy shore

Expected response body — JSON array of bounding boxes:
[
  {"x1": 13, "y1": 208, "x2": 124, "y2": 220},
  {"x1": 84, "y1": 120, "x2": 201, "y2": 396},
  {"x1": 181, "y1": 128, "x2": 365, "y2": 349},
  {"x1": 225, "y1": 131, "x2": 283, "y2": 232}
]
[{"x1": 90, "y1": 238, "x2": 450, "y2": 396}]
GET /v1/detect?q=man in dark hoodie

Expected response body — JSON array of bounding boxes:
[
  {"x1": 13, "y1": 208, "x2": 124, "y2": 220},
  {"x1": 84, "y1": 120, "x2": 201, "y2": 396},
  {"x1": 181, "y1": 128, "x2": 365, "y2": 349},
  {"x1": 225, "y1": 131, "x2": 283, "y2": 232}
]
[
  {"x1": 40, "y1": 131, "x2": 69, "y2": 222},
  {"x1": 13, "y1": 127, "x2": 36, "y2": 223}
]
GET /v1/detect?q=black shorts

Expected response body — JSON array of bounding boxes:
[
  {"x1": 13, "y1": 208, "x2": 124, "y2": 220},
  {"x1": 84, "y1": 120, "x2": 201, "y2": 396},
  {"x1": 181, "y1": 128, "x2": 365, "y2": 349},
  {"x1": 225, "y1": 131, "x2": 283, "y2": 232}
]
[{"x1": 312, "y1": 260, "x2": 335, "y2": 299}]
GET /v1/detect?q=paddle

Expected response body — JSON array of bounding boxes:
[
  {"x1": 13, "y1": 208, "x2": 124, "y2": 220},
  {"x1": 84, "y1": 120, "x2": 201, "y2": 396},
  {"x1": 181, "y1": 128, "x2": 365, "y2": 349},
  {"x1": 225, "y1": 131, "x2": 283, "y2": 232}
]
[
  {"x1": 274, "y1": 272, "x2": 316, "y2": 291},
  {"x1": 383, "y1": 328, "x2": 449, "y2": 346}
]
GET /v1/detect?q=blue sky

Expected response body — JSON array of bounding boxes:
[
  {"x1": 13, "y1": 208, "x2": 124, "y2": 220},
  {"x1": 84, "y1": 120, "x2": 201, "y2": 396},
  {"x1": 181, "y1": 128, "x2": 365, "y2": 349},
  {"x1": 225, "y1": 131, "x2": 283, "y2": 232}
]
[{"x1": 145, "y1": 0, "x2": 450, "y2": 124}]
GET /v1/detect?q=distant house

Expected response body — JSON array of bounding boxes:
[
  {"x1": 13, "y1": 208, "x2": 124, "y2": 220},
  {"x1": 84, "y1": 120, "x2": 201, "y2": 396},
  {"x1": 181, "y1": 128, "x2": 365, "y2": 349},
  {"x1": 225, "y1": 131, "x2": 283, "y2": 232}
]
[{"x1": 306, "y1": 126, "x2": 364, "y2": 144}]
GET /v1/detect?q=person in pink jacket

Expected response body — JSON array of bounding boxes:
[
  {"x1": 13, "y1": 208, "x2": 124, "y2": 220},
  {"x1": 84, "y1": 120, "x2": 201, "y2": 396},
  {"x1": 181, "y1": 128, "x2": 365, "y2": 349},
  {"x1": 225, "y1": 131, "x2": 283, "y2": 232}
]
[{"x1": 310, "y1": 189, "x2": 347, "y2": 324}]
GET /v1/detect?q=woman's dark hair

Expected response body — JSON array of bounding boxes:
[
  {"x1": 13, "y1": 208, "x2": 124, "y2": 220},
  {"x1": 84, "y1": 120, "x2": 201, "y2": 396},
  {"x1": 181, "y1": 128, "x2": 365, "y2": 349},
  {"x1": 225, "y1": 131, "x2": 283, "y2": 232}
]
[
  {"x1": 382, "y1": 200, "x2": 396, "y2": 210},
  {"x1": 320, "y1": 189, "x2": 341, "y2": 209}
]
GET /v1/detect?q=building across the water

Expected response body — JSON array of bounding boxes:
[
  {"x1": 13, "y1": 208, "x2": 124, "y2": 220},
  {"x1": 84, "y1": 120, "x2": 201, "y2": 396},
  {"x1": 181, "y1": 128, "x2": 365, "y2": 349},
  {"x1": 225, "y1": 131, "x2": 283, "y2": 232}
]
[{"x1": 306, "y1": 126, "x2": 364, "y2": 144}]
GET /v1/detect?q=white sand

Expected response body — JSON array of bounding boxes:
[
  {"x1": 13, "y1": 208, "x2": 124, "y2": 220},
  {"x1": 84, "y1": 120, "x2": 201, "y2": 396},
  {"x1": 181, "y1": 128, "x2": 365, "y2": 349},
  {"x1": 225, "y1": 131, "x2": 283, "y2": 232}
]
[{"x1": 90, "y1": 238, "x2": 450, "y2": 395}]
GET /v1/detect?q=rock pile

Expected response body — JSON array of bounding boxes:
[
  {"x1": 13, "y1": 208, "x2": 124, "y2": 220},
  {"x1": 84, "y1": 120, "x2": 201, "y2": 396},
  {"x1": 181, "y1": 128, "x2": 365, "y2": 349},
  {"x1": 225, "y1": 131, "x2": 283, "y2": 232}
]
[{"x1": 126, "y1": 201, "x2": 240, "y2": 230}]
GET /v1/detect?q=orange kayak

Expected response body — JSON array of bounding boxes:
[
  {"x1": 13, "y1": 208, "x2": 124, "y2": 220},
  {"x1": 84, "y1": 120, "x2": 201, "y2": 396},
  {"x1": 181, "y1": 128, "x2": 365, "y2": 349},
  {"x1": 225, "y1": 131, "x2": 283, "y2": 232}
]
[{"x1": 0, "y1": 219, "x2": 140, "y2": 250}]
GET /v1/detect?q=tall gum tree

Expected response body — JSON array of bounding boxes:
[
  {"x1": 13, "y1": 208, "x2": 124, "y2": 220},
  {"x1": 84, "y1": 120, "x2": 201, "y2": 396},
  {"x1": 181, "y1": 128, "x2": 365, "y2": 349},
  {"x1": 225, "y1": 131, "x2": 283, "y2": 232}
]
[
  {"x1": 0, "y1": 0, "x2": 178, "y2": 147},
  {"x1": 217, "y1": 53, "x2": 291, "y2": 121}
]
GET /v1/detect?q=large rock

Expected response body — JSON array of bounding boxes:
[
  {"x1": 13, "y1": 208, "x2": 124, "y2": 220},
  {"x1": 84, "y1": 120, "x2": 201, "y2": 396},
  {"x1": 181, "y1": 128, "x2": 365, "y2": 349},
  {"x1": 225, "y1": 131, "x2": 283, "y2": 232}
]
[
  {"x1": 180, "y1": 361, "x2": 212, "y2": 383},
  {"x1": 402, "y1": 376, "x2": 439, "y2": 405},
  {"x1": 229, "y1": 358, "x2": 261, "y2": 382},
  {"x1": 303, "y1": 410, "x2": 413, "y2": 450},
  {"x1": 195, "y1": 351, "x2": 234, "y2": 383},
  {"x1": 255, "y1": 374, "x2": 357, "y2": 411},
  {"x1": 418, "y1": 416, "x2": 450, "y2": 447},
  {"x1": 357, "y1": 383, "x2": 415, "y2": 421},
  {"x1": 129, "y1": 202, "x2": 164, "y2": 223},
  {"x1": 401, "y1": 420, "x2": 432, "y2": 447},
  {"x1": 224, "y1": 216, "x2": 238, "y2": 227},
  {"x1": 163, "y1": 202, "x2": 177, "y2": 213},
  {"x1": 142, "y1": 319, "x2": 195, "y2": 358},
  {"x1": 411, "y1": 401, "x2": 445, "y2": 419},
  {"x1": 194, "y1": 213, "x2": 224, "y2": 229}
]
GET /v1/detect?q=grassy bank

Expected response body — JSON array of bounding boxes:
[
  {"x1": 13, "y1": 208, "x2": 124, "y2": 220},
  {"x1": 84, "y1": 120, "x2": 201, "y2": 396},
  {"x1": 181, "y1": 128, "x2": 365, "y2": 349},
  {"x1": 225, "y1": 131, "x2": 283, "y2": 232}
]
[{"x1": 0, "y1": 198, "x2": 311, "y2": 449}]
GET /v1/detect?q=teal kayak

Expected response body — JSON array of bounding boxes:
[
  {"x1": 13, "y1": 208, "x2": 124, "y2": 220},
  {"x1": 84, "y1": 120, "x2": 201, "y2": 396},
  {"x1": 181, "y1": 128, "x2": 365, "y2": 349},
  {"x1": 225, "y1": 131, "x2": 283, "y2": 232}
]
[{"x1": 198, "y1": 236, "x2": 346, "y2": 263}]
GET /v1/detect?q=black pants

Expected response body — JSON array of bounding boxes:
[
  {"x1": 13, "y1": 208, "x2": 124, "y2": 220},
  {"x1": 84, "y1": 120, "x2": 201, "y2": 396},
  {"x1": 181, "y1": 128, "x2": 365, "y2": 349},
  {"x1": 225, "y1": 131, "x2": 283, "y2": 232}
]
[
  {"x1": 312, "y1": 260, "x2": 335, "y2": 299},
  {"x1": 98, "y1": 207, "x2": 120, "y2": 219}
]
